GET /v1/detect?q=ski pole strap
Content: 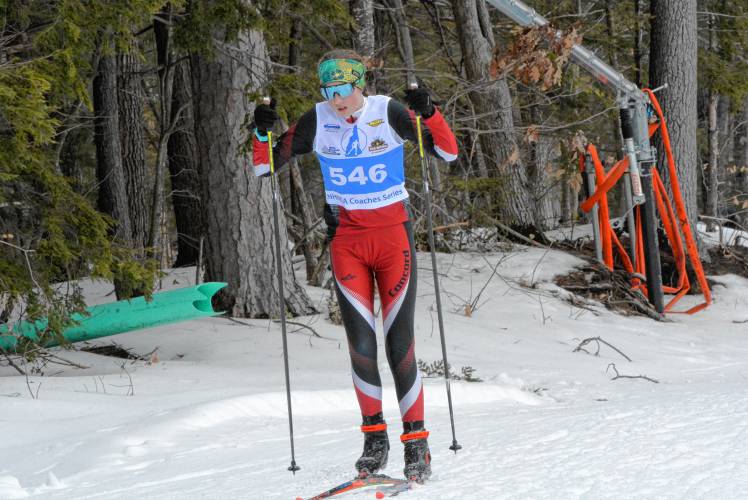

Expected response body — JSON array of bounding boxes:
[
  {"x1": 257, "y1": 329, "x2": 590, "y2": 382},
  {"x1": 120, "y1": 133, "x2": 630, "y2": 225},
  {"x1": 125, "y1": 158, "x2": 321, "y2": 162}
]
[
  {"x1": 361, "y1": 423, "x2": 387, "y2": 433},
  {"x1": 400, "y1": 430, "x2": 429, "y2": 442}
]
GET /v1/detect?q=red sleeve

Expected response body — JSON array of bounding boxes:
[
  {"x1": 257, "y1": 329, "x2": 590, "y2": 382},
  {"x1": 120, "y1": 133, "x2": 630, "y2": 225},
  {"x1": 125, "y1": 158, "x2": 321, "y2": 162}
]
[
  {"x1": 388, "y1": 99, "x2": 458, "y2": 162},
  {"x1": 421, "y1": 108, "x2": 458, "y2": 162},
  {"x1": 252, "y1": 135, "x2": 270, "y2": 176},
  {"x1": 251, "y1": 108, "x2": 317, "y2": 177}
]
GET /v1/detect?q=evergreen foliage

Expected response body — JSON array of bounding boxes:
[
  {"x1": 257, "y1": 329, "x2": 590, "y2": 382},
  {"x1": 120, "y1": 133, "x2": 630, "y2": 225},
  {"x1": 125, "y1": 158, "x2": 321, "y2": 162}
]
[
  {"x1": 0, "y1": 0, "x2": 165, "y2": 355},
  {"x1": 2, "y1": 0, "x2": 747, "y2": 360}
]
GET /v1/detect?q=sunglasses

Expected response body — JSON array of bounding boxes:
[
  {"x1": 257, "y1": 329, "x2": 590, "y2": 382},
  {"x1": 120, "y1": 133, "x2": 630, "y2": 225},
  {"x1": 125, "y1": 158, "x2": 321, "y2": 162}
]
[{"x1": 320, "y1": 82, "x2": 356, "y2": 101}]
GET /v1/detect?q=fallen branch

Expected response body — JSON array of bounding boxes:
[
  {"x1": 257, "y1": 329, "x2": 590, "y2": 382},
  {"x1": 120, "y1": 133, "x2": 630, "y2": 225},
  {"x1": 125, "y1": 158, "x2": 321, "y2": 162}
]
[
  {"x1": 608, "y1": 299, "x2": 665, "y2": 322},
  {"x1": 606, "y1": 363, "x2": 658, "y2": 383},
  {"x1": 45, "y1": 352, "x2": 89, "y2": 369},
  {"x1": 562, "y1": 283, "x2": 613, "y2": 292},
  {"x1": 574, "y1": 336, "x2": 632, "y2": 362},
  {"x1": 432, "y1": 221, "x2": 470, "y2": 233},
  {"x1": 1, "y1": 354, "x2": 25, "y2": 375},
  {"x1": 484, "y1": 215, "x2": 547, "y2": 248},
  {"x1": 273, "y1": 319, "x2": 334, "y2": 340},
  {"x1": 556, "y1": 262, "x2": 666, "y2": 321}
]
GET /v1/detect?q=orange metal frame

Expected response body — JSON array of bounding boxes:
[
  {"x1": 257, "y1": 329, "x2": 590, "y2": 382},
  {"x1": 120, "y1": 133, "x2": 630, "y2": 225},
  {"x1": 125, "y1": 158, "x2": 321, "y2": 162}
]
[{"x1": 578, "y1": 91, "x2": 711, "y2": 314}]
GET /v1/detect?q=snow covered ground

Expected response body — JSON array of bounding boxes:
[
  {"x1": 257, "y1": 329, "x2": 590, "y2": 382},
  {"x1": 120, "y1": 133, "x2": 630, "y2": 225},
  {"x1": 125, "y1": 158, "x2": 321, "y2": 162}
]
[{"x1": 2, "y1": 243, "x2": 748, "y2": 499}]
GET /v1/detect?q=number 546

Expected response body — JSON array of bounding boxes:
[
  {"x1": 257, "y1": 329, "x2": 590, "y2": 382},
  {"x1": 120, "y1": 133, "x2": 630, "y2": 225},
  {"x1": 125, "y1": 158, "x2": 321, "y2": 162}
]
[{"x1": 329, "y1": 164, "x2": 387, "y2": 185}]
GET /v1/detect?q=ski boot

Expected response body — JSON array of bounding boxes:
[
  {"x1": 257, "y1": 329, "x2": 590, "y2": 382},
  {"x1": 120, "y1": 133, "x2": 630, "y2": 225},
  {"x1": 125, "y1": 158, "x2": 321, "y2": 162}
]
[
  {"x1": 355, "y1": 413, "x2": 390, "y2": 476},
  {"x1": 402, "y1": 422, "x2": 431, "y2": 483}
]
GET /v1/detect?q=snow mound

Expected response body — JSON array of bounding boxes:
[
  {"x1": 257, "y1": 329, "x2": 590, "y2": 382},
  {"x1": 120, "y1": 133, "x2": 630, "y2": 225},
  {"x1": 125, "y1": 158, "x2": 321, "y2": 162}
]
[{"x1": 0, "y1": 475, "x2": 28, "y2": 499}]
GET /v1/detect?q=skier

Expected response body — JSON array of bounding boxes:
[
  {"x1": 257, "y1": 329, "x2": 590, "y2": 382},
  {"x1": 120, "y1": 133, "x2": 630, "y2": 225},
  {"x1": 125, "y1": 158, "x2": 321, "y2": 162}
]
[{"x1": 251, "y1": 49, "x2": 458, "y2": 483}]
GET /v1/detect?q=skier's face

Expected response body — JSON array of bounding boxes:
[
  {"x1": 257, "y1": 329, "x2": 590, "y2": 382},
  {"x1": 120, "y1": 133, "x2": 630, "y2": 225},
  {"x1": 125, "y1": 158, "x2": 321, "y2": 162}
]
[{"x1": 328, "y1": 86, "x2": 364, "y2": 118}]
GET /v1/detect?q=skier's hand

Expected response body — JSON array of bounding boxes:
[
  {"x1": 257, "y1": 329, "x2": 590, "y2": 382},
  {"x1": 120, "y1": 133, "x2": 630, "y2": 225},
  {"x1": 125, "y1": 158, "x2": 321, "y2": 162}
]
[
  {"x1": 254, "y1": 99, "x2": 278, "y2": 134},
  {"x1": 404, "y1": 86, "x2": 435, "y2": 119}
]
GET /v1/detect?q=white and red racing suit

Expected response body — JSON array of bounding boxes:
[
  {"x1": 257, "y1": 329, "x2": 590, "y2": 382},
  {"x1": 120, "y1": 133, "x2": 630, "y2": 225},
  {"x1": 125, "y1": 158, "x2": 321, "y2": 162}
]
[{"x1": 253, "y1": 95, "x2": 458, "y2": 425}]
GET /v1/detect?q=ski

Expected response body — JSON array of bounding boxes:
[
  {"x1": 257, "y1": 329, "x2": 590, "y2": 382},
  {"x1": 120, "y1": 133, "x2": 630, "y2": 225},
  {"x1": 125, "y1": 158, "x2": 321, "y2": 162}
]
[
  {"x1": 297, "y1": 474, "x2": 407, "y2": 500},
  {"x1": 373, "y1": 480, "x2": 414, "y2": 498}
]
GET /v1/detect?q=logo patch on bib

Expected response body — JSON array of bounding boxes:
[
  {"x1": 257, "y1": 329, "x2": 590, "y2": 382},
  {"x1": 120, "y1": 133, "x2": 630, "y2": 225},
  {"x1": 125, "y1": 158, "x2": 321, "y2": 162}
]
[
  {"x1": 323, "y1": 146, "x2": 341, "y2": 155},
  {"x1": 369, "y1": 138, "x2": 388, "y2": 152},
  {"x1": 342, "y1": 125, "x2": 368, "y2": 157}
]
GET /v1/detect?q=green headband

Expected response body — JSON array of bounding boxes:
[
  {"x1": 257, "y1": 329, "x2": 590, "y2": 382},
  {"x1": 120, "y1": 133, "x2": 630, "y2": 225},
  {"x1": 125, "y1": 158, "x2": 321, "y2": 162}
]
[{"x1": 318, "y1": 58, "x2": 366, "y2": 89}]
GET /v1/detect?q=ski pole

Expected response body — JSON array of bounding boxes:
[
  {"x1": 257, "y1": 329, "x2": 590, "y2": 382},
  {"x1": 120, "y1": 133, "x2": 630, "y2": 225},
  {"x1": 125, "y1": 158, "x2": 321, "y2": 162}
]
[
  {"x1": 409, "y1": 83, "x2": 461, "y2": 453},
  {"x1": 264, "y1": 96, "x2": 301, "y2": 473}
]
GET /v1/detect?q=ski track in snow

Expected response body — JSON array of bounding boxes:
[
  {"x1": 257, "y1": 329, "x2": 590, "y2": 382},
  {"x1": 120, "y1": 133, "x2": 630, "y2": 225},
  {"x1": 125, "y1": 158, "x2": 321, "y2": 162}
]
[
  {"x1": 16, "y1": 387, "x2": 746, "y2": 500},
  {"x1": 2, "y1": 248, "x2": 748, "y2": 499}
]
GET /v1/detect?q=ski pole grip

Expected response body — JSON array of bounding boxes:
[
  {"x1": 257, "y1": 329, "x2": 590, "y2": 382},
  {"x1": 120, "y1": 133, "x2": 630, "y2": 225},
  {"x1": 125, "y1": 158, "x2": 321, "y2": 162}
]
[{"x1": 619, "y1": 107, "x2": 634, "y2": 140}]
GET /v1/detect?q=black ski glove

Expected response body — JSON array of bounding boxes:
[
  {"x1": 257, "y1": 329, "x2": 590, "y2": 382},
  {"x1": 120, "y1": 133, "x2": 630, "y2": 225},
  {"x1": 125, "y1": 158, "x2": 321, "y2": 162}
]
[
  {"x1": 404, "y1": 87, "x2": 435, "y2": 119},
  {"x1": 253, "y1": 99, "x2": 278, "y2": 134}
]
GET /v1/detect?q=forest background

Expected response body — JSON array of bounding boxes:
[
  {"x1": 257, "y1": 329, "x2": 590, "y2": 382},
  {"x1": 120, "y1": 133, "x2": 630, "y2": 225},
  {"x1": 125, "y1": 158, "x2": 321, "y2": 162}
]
[{"x1": 1, "y1": 0, "x2": 747, "y2": 357}]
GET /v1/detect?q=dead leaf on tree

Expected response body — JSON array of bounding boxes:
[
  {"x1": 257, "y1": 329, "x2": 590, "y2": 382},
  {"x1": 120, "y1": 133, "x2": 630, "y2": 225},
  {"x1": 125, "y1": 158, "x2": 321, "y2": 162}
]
[
  {"x1": 570, "y1": 131, "x2": 588, "y2": 156},
  {"x1": 524, "y1": 124, "x2": 540, "y2": 143},
  {"x1": 499, "y1": 146, "x2": 521, "y2": 172},
  {"x1": 491, "y1": 24, "x2": 582, "y2": 91}
]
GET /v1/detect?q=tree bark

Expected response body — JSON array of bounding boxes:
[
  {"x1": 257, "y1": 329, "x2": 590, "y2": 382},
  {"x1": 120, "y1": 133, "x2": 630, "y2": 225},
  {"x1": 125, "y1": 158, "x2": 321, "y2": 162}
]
[
  {"x1": 386, "y1": 0, "x2": 443, "y2": 199},
  {"x1": 288, "y1": 17, "x2": 302, "y2": 70},
  {"x1": 706, "y1": 90, "x2": 719, "y2": 230},
  {"x1": 386, "y1": 0, "x2": 415, "y2": 84},
  {"x1": 289, "y1": 159, "x2": 319, "y2": 281},
  {"x1": 633, "y1": 0, "x2": 644, "y2": 87},
  {"x1": 718, "y1": 95, "x2": 732, "y2": 169},
  {"x1": 451, "y1": 0, "x2": 536, "y2": 230},
  {"x1": 350, "y1": 0, "x2": 378, "y2": 94},
  {"x1": 93, "y1": 49, "x2": 132, "y2": 245},
  {"x1": 737, "y1": 96, "x2": 748, "y2": 226},
  {"x1": 189, "y1": 16, "x2": 314, "y2": 317},
  {"x1": 604, "y1": 0, "x2": 619, "y2": 69},
  {"x1": 168, "y1": 59, "x2": 204, "y2": 267},
  {"x1": 150, "y1": 8, "x2": 176, "y2": 262},
  {"x1": 649, "y1": 0, "x2": 699, "y2": 227},
  {"x1": 117, "y1": 47, "x2": 149, "y2": 251}
]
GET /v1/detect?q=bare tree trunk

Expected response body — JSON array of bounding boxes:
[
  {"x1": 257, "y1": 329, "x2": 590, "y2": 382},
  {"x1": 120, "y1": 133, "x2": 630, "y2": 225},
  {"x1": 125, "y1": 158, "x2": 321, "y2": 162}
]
[
  {"x1": 284, "y1": 17, "x2": 319, "y2": 283},
  {"x1": 649, "y1": 0, "x2": 699, "y2": 227},
  {"x1": 706, "y1": 91, "x2": 719, "y2": 231},
  {"x1": 289, "y1": 160, "x2": 319, "y2": 281},
  {"x1": 150, "y1": 8, "x2": 176, "y2": 260},
  {"x1": 189, "y1": 15, "x2": 314, "y2": 317},
  {"x1": 633, "y1": 0, "x2": 644, "y2": 87},
  {"x1": 386, "y1": 0, "x2": 415, "y2": 83},
  {"x1": 288, "y1": 17, "x2": 302, "y2": 70},
  {"x1": 451, "y1": 0, "x2": 536, "y2": 230},
  {"x1": 524, "y1": 103, "x2": 558, "y2": 230},
  {"x1": 705, "y1": 12, "x2": 718, "y2": 227},
  {"x1": 117, "y1": 47, "x2": 149, "y2": 251},
  {"x1": 350, "y1": 0, "x2": 378, "y2": 94},
  {"x1": 737, "y1": 96, "x2": 748, "y2": 226},
  {"x1": 93, "y1": 49, "x2": 132, "y2": 245},
  {"x1": 385, "y1": 0, "x2": 443, "y2": 200},
  {"x1": 718, "y1": 95, "x2": 733, "y2": 168},
  {"x1": 604, "y1": 0, "x2": 619, "y2": 68},
  {"x1": 168, "y1": 59, "x2": 203, "y2": 267}
]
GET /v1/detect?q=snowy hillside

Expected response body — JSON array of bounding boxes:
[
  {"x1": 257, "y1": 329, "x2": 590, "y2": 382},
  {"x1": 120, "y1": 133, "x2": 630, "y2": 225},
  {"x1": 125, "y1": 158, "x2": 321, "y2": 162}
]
[{"x1": 2, "y1": 244, "x2": 748, "y2": 499}]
